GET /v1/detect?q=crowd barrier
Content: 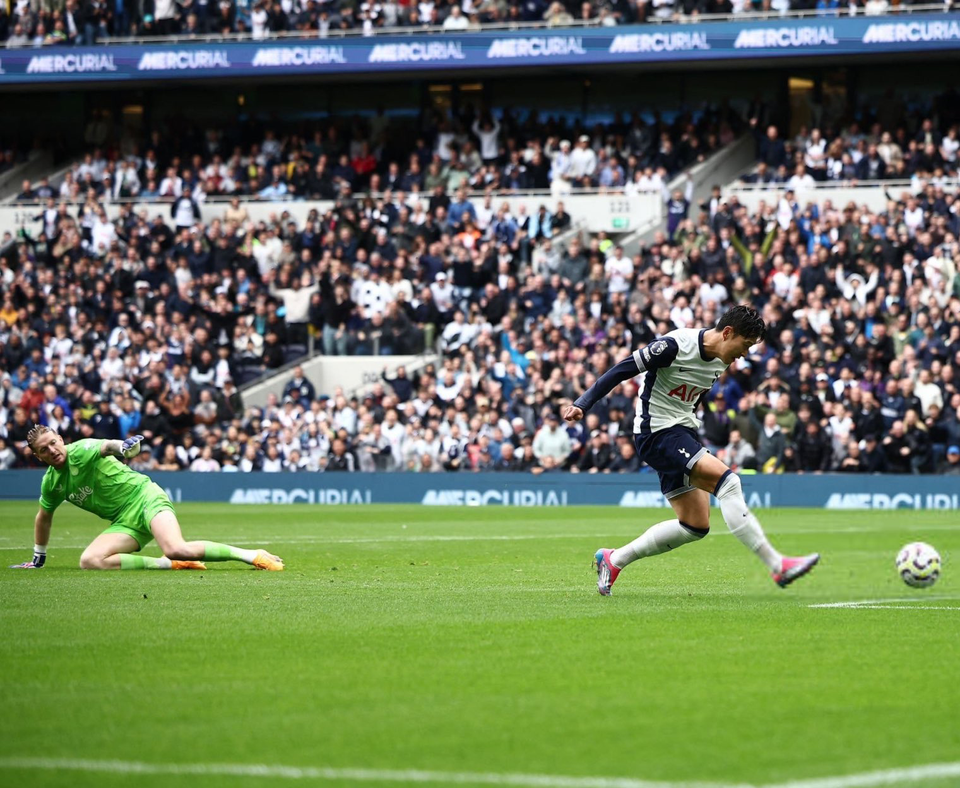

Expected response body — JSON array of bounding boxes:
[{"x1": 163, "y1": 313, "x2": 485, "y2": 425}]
[
  {"x1": 1, "y1": 470, "x2": 958, "y2": 510},
  {"x1": 0, "y1": 14, "x2": 956, "y2": 84}
]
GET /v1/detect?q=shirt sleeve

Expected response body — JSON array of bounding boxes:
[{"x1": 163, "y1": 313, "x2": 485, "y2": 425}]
[
  {"x1": 38, "y1": 473, "x2": 65, "y2": 512},
  {"x1": 573, "y1": 356, "x2": 642, "y2": 413},
  {"x1": 632, "y1": 337, "x2": 680, "y2": 373},
  {"x1": 72, "y1": 438, "x2": 105, "y2": 462}
]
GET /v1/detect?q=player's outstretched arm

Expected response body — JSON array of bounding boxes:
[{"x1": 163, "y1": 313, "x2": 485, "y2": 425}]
[
  {"x1": 569, "y1": 338, "x2": 679, "y2": 419},
  {"x1": 10, "y1": 508, "x2": 53, "y2": 569},
  {"x1": 567, "y1": 356, "x2": 642, "y2": 421}
]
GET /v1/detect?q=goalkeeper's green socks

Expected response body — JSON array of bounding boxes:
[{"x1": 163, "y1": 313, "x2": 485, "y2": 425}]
[
  {"x1": 120, "y1": 555, "x2": 173, "y2": 570},
  {"x1": 200, "y1": 541, "x2": 258, "y2": 564},
  {"x1": 118, "y1": 544, "x2": 256, "y2": 569}
]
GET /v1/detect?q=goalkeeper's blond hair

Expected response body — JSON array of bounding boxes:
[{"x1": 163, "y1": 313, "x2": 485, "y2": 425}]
[{"x1": 26, "y1": 424, "x2": 53, "y2": 451}]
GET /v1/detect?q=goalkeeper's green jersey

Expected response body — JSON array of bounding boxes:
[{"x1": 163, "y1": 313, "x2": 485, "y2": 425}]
[{"x1": 39, "y1": 439, "x2": 150, "y2": 522}]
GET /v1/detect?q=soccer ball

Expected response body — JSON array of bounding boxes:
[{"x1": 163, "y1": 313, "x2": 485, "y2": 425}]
[{"x1": 895, "y1": 542, "x2": 941, "y2": 588}]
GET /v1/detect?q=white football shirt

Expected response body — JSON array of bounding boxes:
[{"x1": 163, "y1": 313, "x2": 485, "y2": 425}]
[{"x1": 631, "y1": 328, "x2": 728, "y2": 434}]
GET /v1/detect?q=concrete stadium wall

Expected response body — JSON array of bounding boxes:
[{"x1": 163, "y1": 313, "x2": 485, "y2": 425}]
[
  {"x1": 242, "y1": 354, "x2": 429, "y2": 408},
  {"x1": 0, "y1": 192, "x2": 663, "y2": 237},
  {"x1": 1, "y1": 470, "x2": 958, "y2": 510},
  {"x1": 725, "y1": 182, "x2": 942, "y2": 213}
]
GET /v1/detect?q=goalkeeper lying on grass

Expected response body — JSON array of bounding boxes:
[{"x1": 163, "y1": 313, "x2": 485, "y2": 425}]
[{"x1": 10, "y1": 425, "x2": 284, "y2": 572}]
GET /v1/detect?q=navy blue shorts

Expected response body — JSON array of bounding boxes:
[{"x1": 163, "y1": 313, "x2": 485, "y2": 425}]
[{"x1": 633, "y1": 426, "x2": 709, "y2": 499}]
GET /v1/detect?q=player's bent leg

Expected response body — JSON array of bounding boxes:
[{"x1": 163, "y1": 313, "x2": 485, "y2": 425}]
[
  {"x1": 667, "y1": 487, "x2": 711, "y2": 533},
  {"x1": 689, "y1": 454, "x2": 819, "y2": 586},
  {"x1": 80, "y1": 533, "x2": 143, "y2": 570},
  {"x1": 596, "y1": 490, "x2": 709, "y2": 595},
  {"x1": 149, "y1": 510, "x2": 207, "y2": 569},
  {"x1": 150, "y1": 511, "x2": 284, "y2": 570}
]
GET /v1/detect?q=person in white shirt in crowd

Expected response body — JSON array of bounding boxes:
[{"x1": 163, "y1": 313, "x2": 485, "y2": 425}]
[
  {"x1": 533, "y1": 411, "x2": 572, "y2": 465},
  {"x1": 190, "y1": 446, "x2": 221, "y2": 472},
  {"x1": 252, "y1": 226, "x2": 283, "y2": 277},
  {"x1": 354, "y1": 269, "x2": 394, "y2": 318},
  {"x1": 261, "y1": 445, "x2": 284, "y2": 472},
  {"x1": 604, "y1": 245, "x2": 633, "y2": 296},
  {"x1": 158, "y1": 167, "x2": 183, "y2": 199},
  {"x1": 914, "y1": 368, "x2": 944, "y2": 417},
  {"x1": 835, "y1": 262, "x2": 879, "y2": 306},
  {"x1": 903, "y1": 196, "x2": 925, "y2": 237},
  {"x1": 440, "y1": 310, "x2": 478, "y2": 353},
  {"x1": 90, "y1": 210, "x2": 116, "y2": 257},
  {"x1": 669, "y1": 294, "x2": 694, "y2": 329},
  {"x1": 771, "y1": 259, "x2": 799, "y2": 301},
  {"x1": 569, "y1": 135, "x2": 597, "y2": 187},
  {"x1": 699, "y1": 271, "x2": 729, "y2": 310},
  {"x1": 113, "y1": 161, "x2": 141, "y2": 199},
  {"x1": 430, "y1": 271, "x2": 455, "y2": 317},
  {"x1": 787, "y1": 164, "x2": 817, "y2": 192},
  {"x1": 939, "y1": 126, "x2": 959, "y2": 166},
  {"x1": 171, "y1": 187, "x2": 201, "y2": 233},
  {"x1": 442, "y1": 5, "x2": 468, "y2": 29},
  {"x1": 804, "y1": 128, "x2": 828, "y2": 180},
  {"x1": 100, "y1": 347, "x2": 125, "y2": 383},
  {"x1": 472, "y1": 115, "x2": 501, "y2": 165}
]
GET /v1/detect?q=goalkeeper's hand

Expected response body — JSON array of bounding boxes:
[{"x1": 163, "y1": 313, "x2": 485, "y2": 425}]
[
  {"x1": 10, "y1": 549, "x2": 46, "y2": 569},
  {"x1": 121, "y1": 434, "x2": 145, "y2": 459}
]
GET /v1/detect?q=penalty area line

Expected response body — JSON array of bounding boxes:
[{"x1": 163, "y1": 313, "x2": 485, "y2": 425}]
[{"x1": 3, "y1": 757, "x2": 960, "y2": 788}]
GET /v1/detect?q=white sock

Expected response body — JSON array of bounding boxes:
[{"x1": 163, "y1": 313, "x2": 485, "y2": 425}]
[
  {"x1": 236, "y1": 548, "x2": 258, "y2": 564},
  {"x1": 715, "y1": 471, "x2": 783, "y2": 572},
  {"x1": 610, "y1": 518, "x2": 707, "y2": 568},
  {"x1": 155, "y1": 557, "x2": 172, "y2": 569}
]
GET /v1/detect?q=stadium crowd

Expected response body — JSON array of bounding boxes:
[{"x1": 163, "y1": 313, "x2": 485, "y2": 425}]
[
  {"x1": 18, "y1": 104, "x2": 733, "y2": 209},
  {"x1": 0, "y1": 0, "x2": 942, "y2": 46},
  {"x1": 1, "y1": 104, "x2": 960, "y2": 476},
  {"x1": 743, "y1": 108, "x2": 960, "y2": 188}
]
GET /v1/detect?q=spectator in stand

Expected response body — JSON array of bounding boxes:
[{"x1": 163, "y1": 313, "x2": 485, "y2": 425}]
[
  {"x1": 940, "y1": 445, "x2": 960, "y2": 475},
  {"x1": 532, "y1": 411, "x2": 571, "y2": 467}
]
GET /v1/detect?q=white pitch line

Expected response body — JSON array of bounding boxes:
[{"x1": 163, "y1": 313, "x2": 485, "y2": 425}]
[
  {"x1": 811, "y1": 606, "x2": 960, "y2": 611},
  {"x1": 0, "y1": 757, "x2": 741, "y2": 788},
  {"x1": 3, "y1": 758, "x2": 960, "y2": 788},
  {"x1": 766, "y1": 762, "x2": 960, "y2": 788},
  {"x1": 809, "y1": 597, "x2": 960, "y2": 609}
]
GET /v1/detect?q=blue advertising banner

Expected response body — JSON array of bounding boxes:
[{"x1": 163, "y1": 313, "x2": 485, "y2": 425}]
[
  {"x1": 0, "y1": 14, "x2": 956, "y2": 84},
  {"x1": 1, "y1": 470, "x2": 959, "y2": 510}
]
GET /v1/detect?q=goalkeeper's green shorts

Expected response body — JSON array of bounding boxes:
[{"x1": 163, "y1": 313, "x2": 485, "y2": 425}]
[{"x1": 101, "y1": 482, "x2": 176, "y2": 551}]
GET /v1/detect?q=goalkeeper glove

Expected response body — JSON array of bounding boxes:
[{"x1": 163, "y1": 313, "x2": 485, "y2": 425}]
[
  {"x1": 121, "y1": 434, "x2": 145, "y2": 459},
  {"x1": 10, "y1": 545, "x2": 46, "y2": 569}
]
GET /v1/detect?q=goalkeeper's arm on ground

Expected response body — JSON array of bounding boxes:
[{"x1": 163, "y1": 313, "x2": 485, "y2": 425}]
[
  {"x1": 572, "y1": 338, "x2": 679, "y2": 414},
  {"x1": 10, "y1": 507, "x2": 53, "y2": 569}
]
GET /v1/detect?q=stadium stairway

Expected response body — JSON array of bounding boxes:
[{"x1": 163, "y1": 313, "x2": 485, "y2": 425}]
[
  {"x1": 619, "y1": 134, "x2": 756, "y2": 257},
  {"x1": 240, "y1": 352, "x2": 440, "y2": 408}
]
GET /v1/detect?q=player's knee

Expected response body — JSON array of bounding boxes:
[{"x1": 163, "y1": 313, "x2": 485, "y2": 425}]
[
  {"x1": 162, "y1": 543, "x2": 193, "y2": 561},
  {"x1": 79, "y1": 552, "x2": 106, "y2": 570},
  {"x1": 680, "y1": 518, "x2": 710, "y2": 535},
  {"x1": 714, "y1": 469, "x2": 741, "y2": 499}
]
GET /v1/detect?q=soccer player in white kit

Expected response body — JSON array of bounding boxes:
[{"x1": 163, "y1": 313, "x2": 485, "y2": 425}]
[{"x1": 562, "y1": 305, "x2": 819, "y2": 595}]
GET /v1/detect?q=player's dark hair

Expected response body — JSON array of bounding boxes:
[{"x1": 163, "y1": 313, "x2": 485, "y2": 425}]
[{"x1": 717, "y1": 305, "x2": 765, "y2": 342}]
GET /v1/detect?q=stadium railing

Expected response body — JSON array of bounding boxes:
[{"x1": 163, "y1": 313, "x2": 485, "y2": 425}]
[
  {"x1": 0, "y1": 190, "x2": 664, "y2": 237},
  {"x1": 726, "y1": 177, "x2": 960, "y2": 213}
]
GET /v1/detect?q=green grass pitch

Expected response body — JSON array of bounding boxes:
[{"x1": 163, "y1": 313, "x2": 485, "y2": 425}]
[{"x1": 1, "y1": 502, "x2": 959, "y2": 787}]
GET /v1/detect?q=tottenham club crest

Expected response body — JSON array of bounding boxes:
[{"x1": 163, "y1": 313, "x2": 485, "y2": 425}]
[{"x1": 649, "y1": 340, "x2": 667, "y2": 355}]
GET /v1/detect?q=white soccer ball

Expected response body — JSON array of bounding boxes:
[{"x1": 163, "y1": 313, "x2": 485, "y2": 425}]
[{"x1": 896, "y1": 542, "x2": 941, "y2": 588}]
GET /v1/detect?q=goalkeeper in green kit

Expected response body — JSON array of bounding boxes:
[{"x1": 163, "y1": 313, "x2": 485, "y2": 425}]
[{"x1": 10, "y1": 426, "x2": 284, "y2": 571}]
